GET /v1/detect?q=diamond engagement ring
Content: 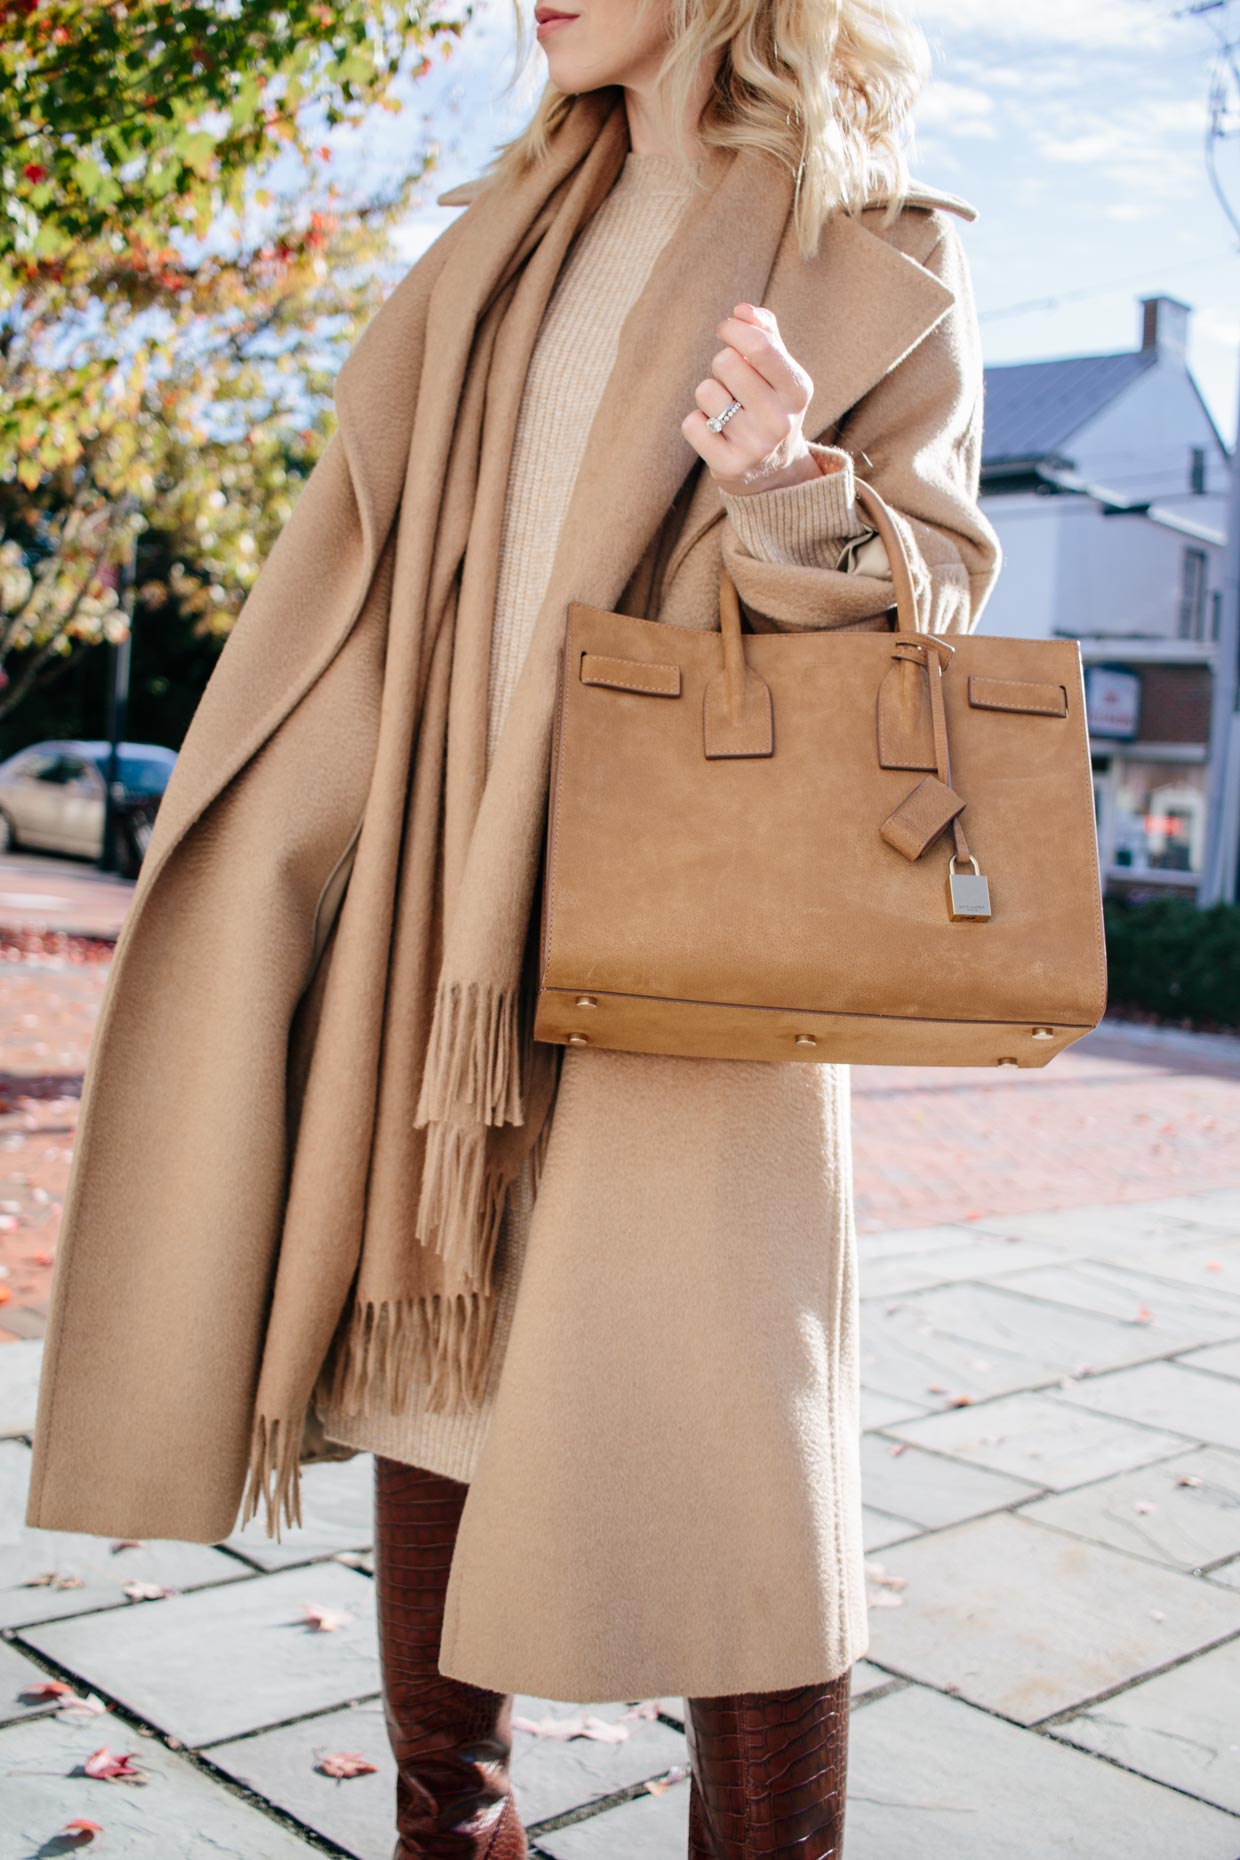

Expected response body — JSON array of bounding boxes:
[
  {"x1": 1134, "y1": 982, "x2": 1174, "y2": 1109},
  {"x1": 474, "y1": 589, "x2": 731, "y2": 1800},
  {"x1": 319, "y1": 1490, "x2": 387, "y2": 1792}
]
[{"x1": 706, "y1": 399, "x2": 743, "y2": 434}]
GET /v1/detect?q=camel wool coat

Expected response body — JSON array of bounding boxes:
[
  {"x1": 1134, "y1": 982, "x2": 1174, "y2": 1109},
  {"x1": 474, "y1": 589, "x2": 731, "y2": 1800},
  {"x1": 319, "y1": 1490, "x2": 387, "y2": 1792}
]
[{"x1": 24, "y1": 158, "x2": 1002, "y2": 1701}]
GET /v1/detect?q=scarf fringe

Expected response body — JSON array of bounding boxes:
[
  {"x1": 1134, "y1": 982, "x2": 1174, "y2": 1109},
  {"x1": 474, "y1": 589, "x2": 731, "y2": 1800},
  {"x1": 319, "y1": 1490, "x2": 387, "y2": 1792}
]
[
  {"x1": 414, "y1": 978, "x2": 524, "y2": 1129},
  {"x1": 413, "y1": 1119, "x2": 508, "y2": 1292},
  {"x1": 239, "y1": 1410, "x2": 307, "y2": 1542},
  {"x1": 316, "y1": 1288, "x2": 492, "y2": 1421}
]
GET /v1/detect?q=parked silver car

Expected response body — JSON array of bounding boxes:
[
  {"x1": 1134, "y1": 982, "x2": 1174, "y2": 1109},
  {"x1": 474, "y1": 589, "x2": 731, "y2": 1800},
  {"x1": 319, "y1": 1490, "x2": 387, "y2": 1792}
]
[{"x1": 0, "y1": 738, "x2": 177, "y2": 875}]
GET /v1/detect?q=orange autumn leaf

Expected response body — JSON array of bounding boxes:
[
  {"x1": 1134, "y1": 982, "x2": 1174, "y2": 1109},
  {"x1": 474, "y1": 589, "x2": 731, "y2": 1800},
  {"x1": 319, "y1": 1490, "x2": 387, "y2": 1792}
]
[
  {"x1": 317, "y1": 1750, "x2": 379, "y2": 1778},
  {"x1": 21, "y1": 1679, "x2": 75, "y2": 1702}
]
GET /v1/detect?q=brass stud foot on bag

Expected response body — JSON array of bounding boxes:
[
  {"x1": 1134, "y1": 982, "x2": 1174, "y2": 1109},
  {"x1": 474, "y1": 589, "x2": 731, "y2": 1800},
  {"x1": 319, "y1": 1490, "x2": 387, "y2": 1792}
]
[
  {"x1": 567, "y1": 1032, "x2": 590, "y2": 1046},
  {"x1": 997, "y1": 1057, "x2": 1019, "y2": 1067},
  {"x1": 795, "y1": 1034, "x2": 818, "y2": 1048},
  {"x1": 574, "y1": 996, "x2": 597, "y2": 1009},
  {"x1": 1031, "y1": 1027, "x2": 1055, "y2": 1041}
]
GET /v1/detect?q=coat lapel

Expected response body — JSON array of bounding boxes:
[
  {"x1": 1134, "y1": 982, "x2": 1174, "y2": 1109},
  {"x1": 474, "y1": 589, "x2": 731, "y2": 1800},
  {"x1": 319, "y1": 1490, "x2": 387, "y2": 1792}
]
[
  {"x1": 536, "y1": 140, "x2": 794, "y2": 613},
  {"x1": 147, "y1": 135, "x2": 960, "y2": 892},
  {"x1": 660, "y1": 195, "x2": 959, "y2": 588}
]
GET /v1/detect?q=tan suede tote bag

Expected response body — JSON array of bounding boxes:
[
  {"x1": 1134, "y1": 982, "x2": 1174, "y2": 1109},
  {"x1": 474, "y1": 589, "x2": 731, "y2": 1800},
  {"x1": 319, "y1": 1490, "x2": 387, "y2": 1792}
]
[{"x1": 534, "y1": 481, "x2": 1106, "y2": 1069}]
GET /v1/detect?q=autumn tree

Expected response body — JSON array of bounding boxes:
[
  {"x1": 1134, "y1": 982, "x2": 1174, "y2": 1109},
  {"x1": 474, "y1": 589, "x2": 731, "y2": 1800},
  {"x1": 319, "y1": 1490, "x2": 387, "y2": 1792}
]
[{"x1": 0, "y1": 0, "x2": 469, "y2": 723}]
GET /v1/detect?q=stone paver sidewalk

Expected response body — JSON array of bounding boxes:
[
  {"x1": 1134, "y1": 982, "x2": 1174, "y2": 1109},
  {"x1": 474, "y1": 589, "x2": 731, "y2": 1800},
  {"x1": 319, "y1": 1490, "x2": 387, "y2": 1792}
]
[
  {"x1": 2, "y1": 1184, "x2": 1239, "y2": 1856},
  {"x1": 3, "y1": 847, "x2": 1240, "y2": 1853}
]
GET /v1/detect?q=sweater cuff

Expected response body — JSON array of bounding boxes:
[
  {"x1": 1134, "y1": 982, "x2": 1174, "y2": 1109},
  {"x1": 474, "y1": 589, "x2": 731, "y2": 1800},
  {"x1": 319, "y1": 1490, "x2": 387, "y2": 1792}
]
[{"x1": 720, "y1": 443, "x2": 871, "y2": 570}]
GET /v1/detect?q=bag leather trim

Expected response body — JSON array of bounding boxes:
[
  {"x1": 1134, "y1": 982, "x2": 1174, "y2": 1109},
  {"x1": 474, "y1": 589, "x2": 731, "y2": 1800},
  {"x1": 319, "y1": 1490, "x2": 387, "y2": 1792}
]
[
  {"x1": 580, "y1": 652, "x2": 681, "y2": 697},
  {"x1": 968, "y1": 675, "x2": 1068, "y2": 717}
]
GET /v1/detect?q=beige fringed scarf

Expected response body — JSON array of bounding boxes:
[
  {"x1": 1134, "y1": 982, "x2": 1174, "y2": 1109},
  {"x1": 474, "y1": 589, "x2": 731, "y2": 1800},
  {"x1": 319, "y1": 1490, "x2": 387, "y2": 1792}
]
[{"x1": 238, "y1": 87, "x2": 771, "y2": 1537}]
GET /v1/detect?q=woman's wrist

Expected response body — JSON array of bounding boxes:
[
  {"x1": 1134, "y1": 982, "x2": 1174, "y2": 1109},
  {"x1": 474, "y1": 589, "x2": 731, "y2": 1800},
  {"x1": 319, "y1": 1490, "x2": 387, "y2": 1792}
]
[
  {"x1": 719, "y1": 444, "x2": 868, "y2": 570},
  {"x1": 726, "y1": 442, "x2": 830, "y2": 496}
]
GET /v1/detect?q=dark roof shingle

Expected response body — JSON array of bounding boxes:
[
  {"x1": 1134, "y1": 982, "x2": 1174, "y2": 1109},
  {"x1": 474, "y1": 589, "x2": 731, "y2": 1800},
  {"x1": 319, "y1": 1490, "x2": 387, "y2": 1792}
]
[{"x1": 981, "y1": 350, "x2": 1156, "y2": 464}]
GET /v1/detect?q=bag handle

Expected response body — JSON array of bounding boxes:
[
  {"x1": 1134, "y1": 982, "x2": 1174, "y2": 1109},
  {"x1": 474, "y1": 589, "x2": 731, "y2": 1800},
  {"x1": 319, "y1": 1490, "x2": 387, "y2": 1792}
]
[
  {"x1": 851, "y1": 478, "x2": 921, "y2": 635},
  {"x1": 709, "y1": 474, "x2": 929, "y2": 760},
  {"x1": 717, "y1": 472, "x2": 922, "y2": 655}
]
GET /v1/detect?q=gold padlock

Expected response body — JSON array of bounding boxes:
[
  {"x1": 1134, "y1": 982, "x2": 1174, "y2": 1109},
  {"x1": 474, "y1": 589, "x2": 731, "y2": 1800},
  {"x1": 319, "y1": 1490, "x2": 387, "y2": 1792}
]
[{"x1": 948, "y1": 853, "x2": 991, "y2": 921}]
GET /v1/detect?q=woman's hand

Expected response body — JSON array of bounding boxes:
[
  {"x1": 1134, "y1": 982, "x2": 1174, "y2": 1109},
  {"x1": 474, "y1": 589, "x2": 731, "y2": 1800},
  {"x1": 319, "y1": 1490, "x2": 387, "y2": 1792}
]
[{"x1": 683, "y1": 302, "x2": 842, "y2": 497}]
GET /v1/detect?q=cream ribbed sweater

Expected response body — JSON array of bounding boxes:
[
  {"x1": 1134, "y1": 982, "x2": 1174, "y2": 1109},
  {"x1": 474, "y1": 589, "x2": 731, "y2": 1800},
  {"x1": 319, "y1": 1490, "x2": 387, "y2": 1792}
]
[{"x1": 316, "y1": 150, "x2": 875, "y2": 1482}]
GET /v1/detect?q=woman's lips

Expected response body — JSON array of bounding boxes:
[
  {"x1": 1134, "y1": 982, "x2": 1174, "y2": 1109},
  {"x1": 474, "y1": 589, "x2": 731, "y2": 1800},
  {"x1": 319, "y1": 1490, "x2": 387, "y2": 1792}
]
[{"x1": 535, "y1": 10, "x2": 577, "y2": 36}]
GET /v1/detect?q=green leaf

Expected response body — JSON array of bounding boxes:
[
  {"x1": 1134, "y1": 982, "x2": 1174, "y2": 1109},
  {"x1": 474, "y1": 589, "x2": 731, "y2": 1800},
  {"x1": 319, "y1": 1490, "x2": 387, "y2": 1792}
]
[{"x1": 72, "y1": 157, "x2": 105, "y2": 201}]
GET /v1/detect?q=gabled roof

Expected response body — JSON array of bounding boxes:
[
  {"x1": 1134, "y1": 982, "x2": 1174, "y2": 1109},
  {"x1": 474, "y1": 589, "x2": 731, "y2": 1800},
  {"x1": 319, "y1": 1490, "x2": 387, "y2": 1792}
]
[{"x1": 981, "y1": 349, "x2": 1157, "y2": 465}]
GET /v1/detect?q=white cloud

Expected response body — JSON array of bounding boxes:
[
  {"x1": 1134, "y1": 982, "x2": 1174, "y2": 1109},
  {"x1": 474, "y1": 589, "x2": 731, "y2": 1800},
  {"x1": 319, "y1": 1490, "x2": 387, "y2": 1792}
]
[
  {"x1": 915, "y1": 77, "x2": 998, "y2": 137},
  {"x1": 911, "y1": 0, "x2": 1176, "y2": 50}
]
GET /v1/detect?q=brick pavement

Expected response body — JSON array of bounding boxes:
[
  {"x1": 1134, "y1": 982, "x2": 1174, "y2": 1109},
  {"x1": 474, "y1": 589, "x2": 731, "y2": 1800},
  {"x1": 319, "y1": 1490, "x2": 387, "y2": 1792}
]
[{"x1": 4, "y1": 848, "x2": 1239, "y2": 1328}]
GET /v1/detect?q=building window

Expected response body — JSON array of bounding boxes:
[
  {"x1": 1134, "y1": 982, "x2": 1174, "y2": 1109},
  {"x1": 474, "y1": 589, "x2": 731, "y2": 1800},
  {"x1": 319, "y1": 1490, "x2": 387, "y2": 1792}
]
[
  {"x1": 1109, "y1": 758, "x2": 1207, "y2": 876},
  {"x1": 1177, "y1": 547, "x2": 1208, "y2": 640},
  {"x1": 1189, "y1": 445, "x2": 1207, "y2": 494}
]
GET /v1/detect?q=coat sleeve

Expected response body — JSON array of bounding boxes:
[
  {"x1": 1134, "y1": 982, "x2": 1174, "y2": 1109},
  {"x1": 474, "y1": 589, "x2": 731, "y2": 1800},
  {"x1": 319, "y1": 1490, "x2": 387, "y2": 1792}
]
[{"x1": 717, "y1": 211, "x2": 1003, "y2": 638}]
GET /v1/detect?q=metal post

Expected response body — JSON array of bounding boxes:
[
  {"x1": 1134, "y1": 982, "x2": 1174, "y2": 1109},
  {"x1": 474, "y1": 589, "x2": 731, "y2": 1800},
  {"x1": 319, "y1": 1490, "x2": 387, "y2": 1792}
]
[
  {"x1": 98, "y1": 525, "x2": 134, "y2": 875},
  {"x1": 1199, "y1": 363, "x2": 1240, "y2": 904}
]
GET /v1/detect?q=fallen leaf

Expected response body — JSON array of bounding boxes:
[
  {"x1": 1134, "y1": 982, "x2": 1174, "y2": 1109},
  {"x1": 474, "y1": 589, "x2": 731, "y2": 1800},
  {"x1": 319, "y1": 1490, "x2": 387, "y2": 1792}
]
[
  {"x1": 22, "y1": 1571, "x2": 85, "y2": 1590},
  {"x1": 620, "y1": 1700, "x2": 661, "y2": 1721},
  {"x1": 864, "y1": 1561, "x2": 909, "y2": 1591},
  {"x1": 1132, "y1": 1306, "x2": 1154, "y2": 1325},
  {"x1": 1134, "y1": 1501, "x2": 1156, "y2": 1515},
  {"x1": 300, "y1": 1603, "x2": 355, "y2": 1632},
  {"x1": 645, "y1": 1764, "x2": 688, "y2": 1795},
  {"x1": 317, "y1": 1750, "x2": 379, "y2": 1779},
  {"x1": 1178, "y1": 1474, "x2": 1203, "y2": 1488},
  {"x1": 110, "y1": 1540, "x2": 146, "y2": 1553},
  {"x1": 82, "y1": 1744, "x2": 148, "y2": 1784},
  {"x1": 887, "y1": 1443, "x2": 908, "y2": 1457},
  {"x1": 926, "y1": 1382, "x2": 949, "y2": 1395},
  {"x1": 61, "y1": 1820, "x2": 103, "y2": 1843},
  {"x1": 122, "y1": 1581, "x2": 175, "y2": 1602},
  {"x1": 20, "y1": 1680, "x2": 75, "y2": 1702},
  {"x1": 511, "y1": 1711, "x2": 629, "y2": 1743},
  {"x1": 59, "y1": 1694, "x2": 108, "y2": 1722},
  {"x1": 947, "y1": 1394, "x2": 974, "y2": 1408}
]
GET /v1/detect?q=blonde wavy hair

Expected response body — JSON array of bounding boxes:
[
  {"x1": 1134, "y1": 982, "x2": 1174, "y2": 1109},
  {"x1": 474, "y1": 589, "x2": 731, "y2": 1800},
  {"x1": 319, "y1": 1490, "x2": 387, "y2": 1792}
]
[{"x1": 480, "y1": 0, "x2": 930, "y2": 259}]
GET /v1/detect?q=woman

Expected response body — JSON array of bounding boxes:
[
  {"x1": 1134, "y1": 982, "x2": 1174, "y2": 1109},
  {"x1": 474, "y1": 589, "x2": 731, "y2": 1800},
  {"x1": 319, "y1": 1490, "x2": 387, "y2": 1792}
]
[{"x1": 25, "y1": 0, "x2": 1001, "y2": 1854}]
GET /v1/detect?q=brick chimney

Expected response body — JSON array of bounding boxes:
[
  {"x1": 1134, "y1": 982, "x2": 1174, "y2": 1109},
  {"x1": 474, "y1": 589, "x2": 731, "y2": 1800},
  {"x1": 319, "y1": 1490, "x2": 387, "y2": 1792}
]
[{"x1": 1139, "y1": 295, "x2": 1190, "y2": 361}]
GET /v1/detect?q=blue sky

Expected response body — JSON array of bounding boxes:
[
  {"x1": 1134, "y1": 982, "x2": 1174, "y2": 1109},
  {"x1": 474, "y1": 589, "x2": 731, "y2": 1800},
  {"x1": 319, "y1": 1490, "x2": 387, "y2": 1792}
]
[{"x1": 390, "y1": 0, "x2": 1240, "y2": 446}]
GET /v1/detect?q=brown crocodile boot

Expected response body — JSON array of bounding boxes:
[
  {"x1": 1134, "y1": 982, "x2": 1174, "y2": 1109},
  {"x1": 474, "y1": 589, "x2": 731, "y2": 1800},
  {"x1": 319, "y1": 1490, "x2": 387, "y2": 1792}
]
[
  {"x1": 684, "y1": 1671, "x2": 852, "y2": 1858},
  {"x1": 372, "y1": 1454, "x2": 528, "y2": 1859}
]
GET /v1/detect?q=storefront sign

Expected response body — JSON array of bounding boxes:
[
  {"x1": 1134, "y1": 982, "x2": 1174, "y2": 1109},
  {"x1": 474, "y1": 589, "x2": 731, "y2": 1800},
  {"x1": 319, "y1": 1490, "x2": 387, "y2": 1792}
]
[{"x1": 1085, "y1": 664, "x2": 1142, "y2": 740}]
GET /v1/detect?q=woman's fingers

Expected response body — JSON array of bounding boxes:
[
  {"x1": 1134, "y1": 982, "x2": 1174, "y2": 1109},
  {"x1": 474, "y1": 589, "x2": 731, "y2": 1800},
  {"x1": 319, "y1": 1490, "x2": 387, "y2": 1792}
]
[
  {"x1": 682, "y1": 301, "x2": 817, "y2": 490},
  {"x1": 719, "y1": 303, "x2": 812, "y2": 409}
]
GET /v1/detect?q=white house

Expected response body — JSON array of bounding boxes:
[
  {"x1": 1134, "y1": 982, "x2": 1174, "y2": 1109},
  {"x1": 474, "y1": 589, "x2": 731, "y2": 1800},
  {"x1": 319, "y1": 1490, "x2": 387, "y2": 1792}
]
[{"x1": 979, "y1": 296, "x2": 1232, "y2": 900}]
